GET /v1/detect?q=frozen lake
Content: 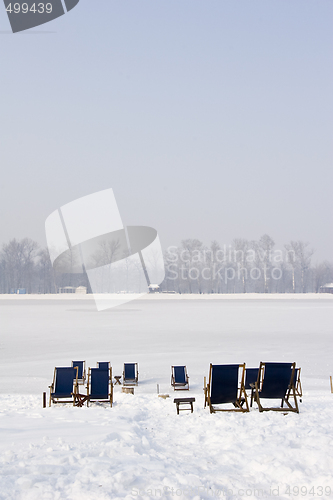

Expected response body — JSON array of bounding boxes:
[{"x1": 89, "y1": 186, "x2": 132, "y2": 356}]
[
  {"x1": 1, "y1": 294, "x2": 333, "y2": 394},
  {"x1": 1, "y1": 295, "x2": 333, "y2": 499}
]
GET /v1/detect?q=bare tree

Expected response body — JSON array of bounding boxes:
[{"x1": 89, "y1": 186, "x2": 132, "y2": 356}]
[
  {"x1": 285, "y1": 241, "x2": 298, "y2": 293},
  {"x1": 285, "y1": 240, "x2": 314, "y2": 293},
  {"x1": 296, "y1": 241, "x2": 314, "y2": 293},
  {"x1": 1, "y1": 238, "x2": 39, "y2": 293},
  {"x1": 37, "y1": 248, "x2": 56, "y2": 293},
  {"x1": 233, "y1": 238, "x2": 250, "y2": 293},
  {"x1": 180, "y1": 239, "x2": 204, "y2": 293},
  {"x1": 258, "y1": 234, "x2": 275, "y2": 293}
]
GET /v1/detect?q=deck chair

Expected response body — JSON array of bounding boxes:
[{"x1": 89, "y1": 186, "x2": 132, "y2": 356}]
[
  {"x1": 253, "y1": 362, "x2": 299, "y2": 413},
  {"x1": 244, "y1": 367, "x2": 259, "y2": 407},
  {"x1": 72, "y1": 361, "x2": 86, "y2": 385},
  {"x1": 49, "y1": 367, "x2": 78, "y2": 406},
  {"x1": 171, "y1": 366, "x2": 189, "y2": 390},
  {"x1": 87, "y1": 367, "x2": 113, "y2": 407},
  {"x1": 97, "y1": 362, "x2": 110, "y2": 370},
  {"x1": 206, "y1": 364, "x2": 249, "y2": 413},
  {"x1": 123, "y1": 363, "x2": 138, "y2": 386}
]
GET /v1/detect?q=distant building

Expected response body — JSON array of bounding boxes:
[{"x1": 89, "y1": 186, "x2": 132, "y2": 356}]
[
  {"x1": 319, "y1": 283, "x2": 333, "y2": 294},
  {"x1": 58, "y1": 286, "x2": 76, "y2": 294},
  {"x1": 58, "y1": 286, "x2": 87, "y2": 294}
]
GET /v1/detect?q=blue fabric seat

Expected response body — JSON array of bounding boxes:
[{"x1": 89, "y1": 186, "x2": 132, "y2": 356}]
[
  {"x1": 72, "y1": 361, "x2": 86, "y2": 384},
  {"x1": 244, "y1": 368, "x2": 259, "y2": 390},
  {"x1": 123, "y1": 363, "x2": 138, "y2": 385},
  {"x1": 253, "y1": 362, "x2": 299, "y2": 413},
  {"x1": 244, "y1": 367, "x2": 259, "y2": 407},
  {"x1": 171, "y1": 366, "x2": 189, "y2": 390},
  {"x1": 49, "y1": 367, "x2": 78, "y2": 406},
  {"x1": 206, "y1": 364, "x2": 249, "y2": 413},
  {"x1": 97, "y1": 362, "x2": 110, "y2": 370},
  {"x1": 87, "y1": 367, "x2": 113, "y2": 406}
]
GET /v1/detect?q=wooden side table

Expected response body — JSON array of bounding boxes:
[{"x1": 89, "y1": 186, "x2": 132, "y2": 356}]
[
  {"x1": 173, "y1": 397, "x2": 195, "y2": 414},
  {"x1": 114, "y1": 376, "x2": 122, "y2": 385}
]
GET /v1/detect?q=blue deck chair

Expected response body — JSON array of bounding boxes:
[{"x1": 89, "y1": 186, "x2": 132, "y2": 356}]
[
  {"x1": 97, "y1": 362, "x2": 110, "y2": 370},
  {"x1": 171, "y1": 366, "x2": 189, "y2": 390},
  {"x1": 123, "y1": 363, "x2": 138, "y2": 386},
  {"x1": 253, "y1": 362, "x2": 299, "y2": 413},
  {"x1": 244, "y1": 367, "x2": 259, "y2": 407},
  {"x1": 49, "y1": 367, "x2": 78, "y2": 406},
  {"x1": 72, "y1": 361, "x2": 86, "y2": 385},
  {"x1": 87, "y1": 367, "x2": 113, "y2": 406},
  {"x1": 206, "y1": 364, "x2": 249, "y2": 413}
]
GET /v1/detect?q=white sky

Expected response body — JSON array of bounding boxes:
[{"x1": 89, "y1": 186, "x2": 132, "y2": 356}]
[{"x1": 0, "y1": 0, "x2": 332, "y2": 260}]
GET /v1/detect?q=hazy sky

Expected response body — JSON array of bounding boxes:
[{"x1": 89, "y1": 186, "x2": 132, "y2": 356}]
[{"x1": 1, "y1": 0, "x2": 332, "y2": 261}]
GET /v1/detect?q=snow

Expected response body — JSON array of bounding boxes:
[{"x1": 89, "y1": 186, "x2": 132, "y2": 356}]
[{"x1": 1, "y1": 295, "x2": 333, "y2": 499}]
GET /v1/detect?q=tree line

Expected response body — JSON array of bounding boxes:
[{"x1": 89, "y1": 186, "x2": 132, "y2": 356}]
[
  {"x1": 0, "y1": 238, "x2": 88, "y2": 294},
  {"x1": 0, "y1": 235, "x2": 332, "y2": 294},
  {"x1": 162, "y1": 235, "x2": 333, "y2": 294}
]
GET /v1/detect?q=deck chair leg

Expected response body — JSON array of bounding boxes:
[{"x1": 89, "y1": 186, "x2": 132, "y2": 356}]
[
  {"x1": 282, "y1": 384, "x2": 299, "y2": 413},
  {"x1": 237, "y1": 385, "x2": 249, "y2": 412},
  {"x1": 291, "y1": 388, "x2": 299, "y2": 413},
  {"x1": 253, "y1": 383, "x2": 259, "y2": 408},
  {"x1": 254, "y1": 384, "x2": 264, "y2": 412}
]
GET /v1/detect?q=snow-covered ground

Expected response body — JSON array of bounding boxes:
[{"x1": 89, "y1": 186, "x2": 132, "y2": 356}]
[{"x1": 1, "y1": 294, "x2": 333, "y2": 499}]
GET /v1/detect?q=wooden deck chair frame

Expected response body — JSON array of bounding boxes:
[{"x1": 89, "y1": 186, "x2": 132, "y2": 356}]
[
  {"x1": 123, "y1": 363, "x2": 139, "y2": 386},
  {"x1": 171, "y1": 366, "x2": 189, "y2": 391},
  {"x1": 206, "y1": 363, "x2": 249, "y2": 413},
  {"x1": 253, "y1": 362, "x2": 299, "y2": 413},
  {"x1": 86, "y1": 366, "x2": 113, "y2": 407},
  {"x1": 49, "y1": 366, "x2": 78, "y2": 406},
  {"x1": 293, "y1": 367, "x2": 302, "y2": 398},
  {"x1": 204, "y1": 376, "x2": 208, "y2": 408},
  {"x1": 72, "y1": 360, "x2": 86, "y2": 385}
]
